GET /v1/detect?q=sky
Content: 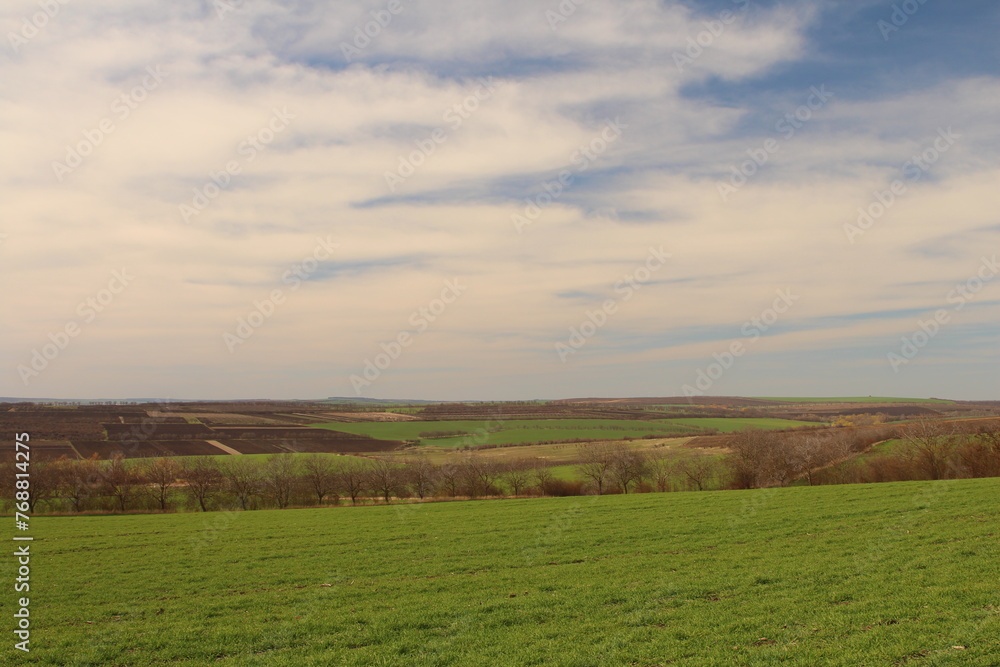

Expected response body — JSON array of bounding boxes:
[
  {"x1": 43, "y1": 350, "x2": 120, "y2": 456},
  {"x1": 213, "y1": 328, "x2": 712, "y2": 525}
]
[{"x1": 1, "y1": 0, "x2": 998, "y2": 402}]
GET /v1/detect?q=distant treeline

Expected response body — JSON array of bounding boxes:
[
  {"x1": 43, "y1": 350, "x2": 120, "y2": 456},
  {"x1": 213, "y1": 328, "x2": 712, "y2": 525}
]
[{"x1": 3, "y1": 419, "x2": 997, "y2": 515}]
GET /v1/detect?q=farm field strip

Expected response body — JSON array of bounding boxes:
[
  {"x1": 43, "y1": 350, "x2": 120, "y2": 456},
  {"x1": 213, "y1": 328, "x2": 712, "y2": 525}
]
[
  {"x1": 153, "y1": 452, "x2": 377, "y2": 467},
  {"x1": 409, "y1": 437, "x2": 696, "y2": 466},
  {"x1": 205, "y1": 440, "x2": 243, "y2": 456},
  {"x1": 308, "y1": 418, "x2": 817, "y2": 447},
  {"x1": 756, "y1": 397, "x2": 955, "y2": 404},
  {"x1": 661, "y1": 417, "x2": 821, "y2": 432},
  {"x1": 18, "y1": 477, "x2": 1000, "y2": 665}
]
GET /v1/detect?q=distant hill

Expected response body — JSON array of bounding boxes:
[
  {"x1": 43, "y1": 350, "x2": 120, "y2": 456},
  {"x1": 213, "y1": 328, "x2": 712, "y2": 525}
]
[{"x1": 323, "y1": 397, "x2": 442, "y2": 405}]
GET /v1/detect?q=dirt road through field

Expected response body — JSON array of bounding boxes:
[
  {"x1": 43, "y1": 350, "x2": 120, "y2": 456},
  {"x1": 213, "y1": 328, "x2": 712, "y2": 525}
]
[{"x1": 206, "y1": 440, "x2": 242, "y2": 455}]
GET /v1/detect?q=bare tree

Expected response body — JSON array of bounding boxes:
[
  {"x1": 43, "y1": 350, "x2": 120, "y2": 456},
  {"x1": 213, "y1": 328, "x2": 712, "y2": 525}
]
[
  {"x1": 727, "y1": 429, "x2": 796, "y2": 489},
  {"x1": 437, "y1": 462, "x2": 463, "y2": 497},
  {"x1": 500, "y1": 459, "x2": 533, "y2": 496},
  {"x1": 645, "y1": 450, "x2": 674, "y2": 492},
  {"x1": 609, "y1": 446, "x2": 647, "y2": 494},
  {"x1": 2, "y1": 458, "x2": 59, "y2": 513},
  {"x1": 366, "y1": 457, "x2": 404, "y2": 503},
  {"x1": 577, "y1": 442, "x2": 617, "y2": 495},
  {"x1": 404, "y1": 457, "x2": 438, "y2": 499},
  {"x1": 262, "y1": 454, "x2": 299, "y2": 508},
  {"x1": 676, "y1": 455, "x2": 716, "y2": 491},
  {"x1": 466, "y1": 456, "x2": 501, "y2": 497},
  {"x1": 959, "y1": 427, "x2": 1000, "y2": 478},
  {"x1": 534, "y1": 466, "x2": 555, "y2": 496},
  {"x1": 901, "y1": 419, "x2": 959, "y2": 480},
  {"x1": 100, "y1": 454, "x2": 144, "y2": 511},
  {"x1": 336, "y1": 458, "x2": 368, "y2": 505},
  {"x1": 301, "y1": 454, "x2": 337, "y2": 504},
  {"x1": 182, "y1": 460, "x2": 223, "y2": 512},
  {"x1": 787, "y1": 434, "x2": 845, "y2": 486},
  {"x1": 972, "y1": 422, "x2": 1000, "y2": 451},
  {"x1": 144, "y1": 457, "x2": 181, "y2": 511},
  {"x1": 221, "y1": 457, "x2": 262, "y2": 510},
  {"x1": 57, "y1": 456, "x2": 101, "y2": 512}
]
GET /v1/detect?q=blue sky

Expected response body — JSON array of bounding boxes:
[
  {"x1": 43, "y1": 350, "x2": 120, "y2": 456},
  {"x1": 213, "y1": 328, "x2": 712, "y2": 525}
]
[{"x1": 1, "y1": 0, "x2": 997, "y2": 400}]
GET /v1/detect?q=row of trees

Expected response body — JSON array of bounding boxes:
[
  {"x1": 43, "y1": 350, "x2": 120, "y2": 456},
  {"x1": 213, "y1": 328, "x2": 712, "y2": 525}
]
[
  {"x1": 1, "y1": 445, "x2": 730, "y2": 514},
  {"x1": 814, "y1": 420, "x2": 1000, "y2": 485},
  {"x1": 726, "y1": 428, "x2": 866, "y2": 489},
  {"x1": 5, "y1": 420, "x2": 997, "y2": 514},
  {"x1": 727, "y1": 420, "x2": 1000, "y2": 488},
  {"x1": 575, "y1": 442, "x2": 725, "y2": 494}
]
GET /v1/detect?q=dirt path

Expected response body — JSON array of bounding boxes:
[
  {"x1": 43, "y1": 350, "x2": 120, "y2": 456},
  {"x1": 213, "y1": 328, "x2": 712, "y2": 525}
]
[{"x1": 206, "y1": 440, "x2": 242, "y2": 456}]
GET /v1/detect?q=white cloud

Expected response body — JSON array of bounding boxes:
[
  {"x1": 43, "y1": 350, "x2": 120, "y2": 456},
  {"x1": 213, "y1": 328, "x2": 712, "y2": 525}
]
[{"x1": 1, "y1": 0, "x2": 996, "y2": 399}]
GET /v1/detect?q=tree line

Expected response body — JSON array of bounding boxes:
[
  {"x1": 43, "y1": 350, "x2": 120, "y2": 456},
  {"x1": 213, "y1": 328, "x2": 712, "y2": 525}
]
[
  {"x1": 0, "y1": 453, "x2": 582, "y2": 514},
  {"x1": 2, "y1": 445, "x2": 729, "y2": 514},
  {"x1": 3, "y1": 419, "x2": 997, "y2": 515}
]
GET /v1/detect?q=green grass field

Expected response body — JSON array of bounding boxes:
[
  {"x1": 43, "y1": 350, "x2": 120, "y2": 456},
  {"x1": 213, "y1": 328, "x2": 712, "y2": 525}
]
[
  {"x1": 544, "y1": 463, "x2": 580, "y2": 481},
  {"x1": 309, "y1": 418, "x2": 817, "y2": 447},
  {"x1": 11, "y1": 478, "x2": 999, "y2": 665},
  {"x1": 866, "y1": 438, "x2": 908, "y2": 454},
  {"x1": 310, "y1": 419, "x2": 700, "y2": 447},
  {"x1": 399, "y1": 438, "x2": 694, "y2": 468}
]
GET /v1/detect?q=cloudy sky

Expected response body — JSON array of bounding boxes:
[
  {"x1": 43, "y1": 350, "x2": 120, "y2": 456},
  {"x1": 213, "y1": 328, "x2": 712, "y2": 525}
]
[{"x1": 1, "y1": 0, "x2": 998, "y2": 401}]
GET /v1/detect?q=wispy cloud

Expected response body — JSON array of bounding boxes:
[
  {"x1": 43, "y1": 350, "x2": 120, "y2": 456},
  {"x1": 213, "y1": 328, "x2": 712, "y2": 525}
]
[{"x1": 1, "y1": 0, "x2": 997, "y2": 400}]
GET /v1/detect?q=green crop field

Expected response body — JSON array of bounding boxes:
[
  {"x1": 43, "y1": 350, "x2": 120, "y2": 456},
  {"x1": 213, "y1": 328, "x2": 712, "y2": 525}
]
[
  {"x1": 544, "y1": 463, "x2": 580, "y2": 481},
  {"x1": 10, "y1": 478, "x2": 999, "y2": 665},
  {"x1": 664, "y1": 417, "x2": 821, "y2": 433},
  {"x1": 401, "y1": 438, "x2": 694, "y2": 467},
  {"x1": 866, "y1": 438, "x2": 909, "y2": 454},
  {"x1": 309, "y1": 419, "x2": 701, "y2": 447},
  {"x1": 309, "y1": 418, "x2": 816, "y2": 447}
]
